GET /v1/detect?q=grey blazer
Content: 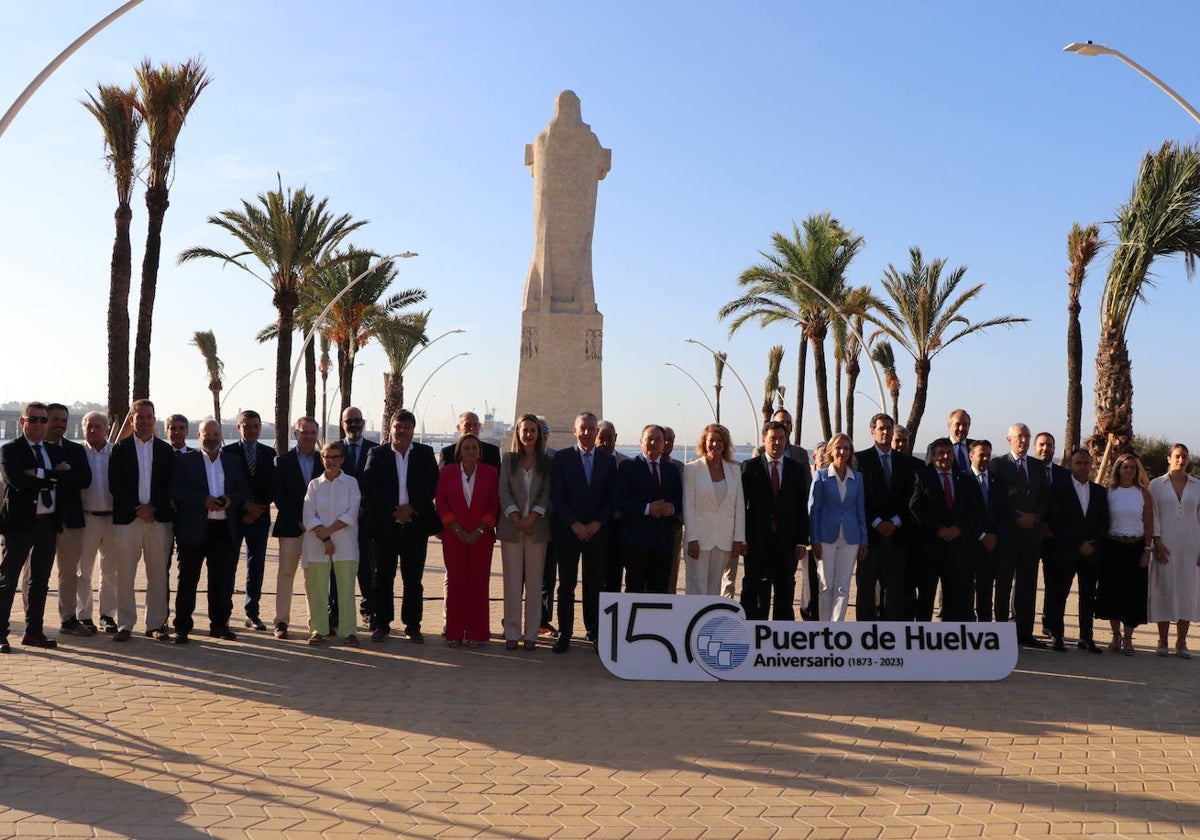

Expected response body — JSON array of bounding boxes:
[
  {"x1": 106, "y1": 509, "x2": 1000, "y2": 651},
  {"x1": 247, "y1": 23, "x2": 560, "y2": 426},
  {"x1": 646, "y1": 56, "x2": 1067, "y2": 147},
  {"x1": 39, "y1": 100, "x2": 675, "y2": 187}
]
[{"x1": 496, "y1": 451, "x2": 552, "y2": 543}]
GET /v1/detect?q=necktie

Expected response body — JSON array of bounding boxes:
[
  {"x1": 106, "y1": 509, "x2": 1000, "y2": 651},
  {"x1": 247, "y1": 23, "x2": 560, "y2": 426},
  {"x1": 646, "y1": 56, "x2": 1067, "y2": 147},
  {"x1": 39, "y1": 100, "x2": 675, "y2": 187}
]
[
  {"x1": 32, "y1": 444, "x2": 53, "y2": 508},
  {"x1": 1017, "y1": 456, "x2": 1028, "y2": 489},
  {"x1": 956, "y1": 444, "x2": 968, "y2": 471},
  {"x1": 881, "y1": 450, "x2": 892, "y2": 486},
  {"x1": 770, "y1": 460, "x2": 781, "y2": 495},
  {"x1": 583, "y1": 450, "x2": 593, "y2": 485},
  {"x1": 348, "y1": 442, "x2": 359, "y2": 475},
  {"x1": 650, "y1": 460, "x2": 660, "y2": 490},
  {"x1": 978, "y1": 473, "x2": 988, "y2": 506},
  {"x1": 245, "y1": 442, "x2": 257, "y2": 476},
  {"x1": 941, "y1": 471, "x2": 954, "y2": 509}
]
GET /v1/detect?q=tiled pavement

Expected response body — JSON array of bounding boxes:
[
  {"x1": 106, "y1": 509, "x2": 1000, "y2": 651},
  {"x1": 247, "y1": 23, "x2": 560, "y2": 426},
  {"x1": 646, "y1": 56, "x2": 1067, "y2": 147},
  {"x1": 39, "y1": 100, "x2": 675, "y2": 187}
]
[{"x1": 1, "y1": 541, "x2": 1197, "y2": 839}]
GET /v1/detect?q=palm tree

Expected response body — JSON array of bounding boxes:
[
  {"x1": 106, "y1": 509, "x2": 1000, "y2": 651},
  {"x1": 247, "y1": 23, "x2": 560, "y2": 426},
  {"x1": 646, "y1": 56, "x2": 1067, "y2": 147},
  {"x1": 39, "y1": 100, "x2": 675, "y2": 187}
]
[
  {"x1": 82, "y1": 84, "x2": 142, "y2": 430},
  {"x1": 1092, "y1": 141, "x2": 1200, "y2": 460},
  {"x1": 838, "y1": 285, "x2": 876, "y2": 437},
  {"x1": 719, "y1": 213, "x2": 864, "y2": 442},
  {"x1": 761, "y1": 345, "x2": 784, "y2": 424},
  {"x1": 713, "y1": 352, "x2": 727, "y2": 423},
  {"x1": 865, "y1": 247, "x2": 1028, "y2": 444},
  {"x1": 190, "y1": 330, "x2": 224, "y2": 424},
  {"x1": 178, "y1": 179, "x2": 367, "y2": 453},
  {"x1": 305, "y1": 248, "x2": 427, "y2": 412},
  {"x1": 870, "y1": 340, "x2": 901, "y2": 421},
  {"x1": 129, "y1": 58, "x2": 211, "y2": 401},
  {"x1": 1064, "y1": 223, "x2": 1103, "y2": 458},
  {"x1": 376, "y1": 311, "x2": 431, "y2": 443}
]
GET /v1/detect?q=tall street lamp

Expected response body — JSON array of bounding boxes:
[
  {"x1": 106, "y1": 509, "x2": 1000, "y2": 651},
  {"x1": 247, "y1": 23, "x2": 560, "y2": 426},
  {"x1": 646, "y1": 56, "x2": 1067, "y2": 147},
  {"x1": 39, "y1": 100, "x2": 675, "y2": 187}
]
[
  {"x1": 410, "y1": 353, "x2": 470, "y2": 432},
  {"x1": 1064, "y1": 42, "x2": 1200, "y2": 124},
  {"x1": 663, "y1": 362, "x2": 717, "y2": 419},
  {"x1": 685, "y1": 339, "x2": 759, "y2": 442}
]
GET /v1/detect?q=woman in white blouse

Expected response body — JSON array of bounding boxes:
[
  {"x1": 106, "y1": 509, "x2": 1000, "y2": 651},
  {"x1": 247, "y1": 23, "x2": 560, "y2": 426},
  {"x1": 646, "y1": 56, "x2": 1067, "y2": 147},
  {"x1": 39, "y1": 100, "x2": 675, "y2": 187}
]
[
  {"x1": 301, "y1": 442, "x2": 362, "y2": 646},
  {"x1": 682, "y1": 424, "x2": 745, "y2": 596},
  {"x1": 497, "y1": 414, "x2": 552, "y2": 650},
  {"x1": 1148, "y1": 443, "x2": 1200, "y2": 658}
]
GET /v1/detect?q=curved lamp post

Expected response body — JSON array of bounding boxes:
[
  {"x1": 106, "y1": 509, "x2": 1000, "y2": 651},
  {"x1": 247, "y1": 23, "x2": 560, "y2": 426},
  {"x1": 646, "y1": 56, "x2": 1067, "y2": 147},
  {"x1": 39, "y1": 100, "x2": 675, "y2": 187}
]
[
  {"x1": 685, "y1": 338, "x2": 759, "y2": 440},
  {"x1": 288, "y1": 251, "x2": 417, "y2": 418},
  {"x1": 0, "y1": 0, "x2": 145, "y2": 140},
  {"x1": 1064, "y1": 42, "x2": 1200, "y2": 124},
  {"x1": 402, "y1": 328, "x2": 465, "y2": 376},
  {"x1": 663, "y1": 362, "x2": 717, "y2": 419},
  {"x1": 410, "y1": 352, "x2": 470, "y2": 430},
  {"x1": 219, "y1": 367, "x2": 264, "y2": 415}
]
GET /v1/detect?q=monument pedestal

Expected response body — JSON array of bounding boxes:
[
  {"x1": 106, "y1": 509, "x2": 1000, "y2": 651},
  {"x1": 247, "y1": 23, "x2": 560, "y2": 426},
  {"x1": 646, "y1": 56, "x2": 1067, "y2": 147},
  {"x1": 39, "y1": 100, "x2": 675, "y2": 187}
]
[{"x1": 515, "y1": 309, "x2": 603, "y2": 450}]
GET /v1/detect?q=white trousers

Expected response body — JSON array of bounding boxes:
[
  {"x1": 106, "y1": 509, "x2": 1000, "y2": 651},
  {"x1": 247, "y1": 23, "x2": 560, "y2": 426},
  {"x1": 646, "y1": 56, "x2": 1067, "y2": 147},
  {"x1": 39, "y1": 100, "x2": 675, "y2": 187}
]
[
  {"x1": 817, "y1": 538, "x2": 859, "y2": 622},
  {"x1": 500, "y1": 535, "x2": 547, "y2": 642},
  {"x1": 114, "y1": 519, "x2": 172, "y2": 632},
  {"x1": 686, "y1": 547, "x2": 732, "y2": 597},
  {"x1": 79, "y1": 514, "x2": 123, "y2": 623}
]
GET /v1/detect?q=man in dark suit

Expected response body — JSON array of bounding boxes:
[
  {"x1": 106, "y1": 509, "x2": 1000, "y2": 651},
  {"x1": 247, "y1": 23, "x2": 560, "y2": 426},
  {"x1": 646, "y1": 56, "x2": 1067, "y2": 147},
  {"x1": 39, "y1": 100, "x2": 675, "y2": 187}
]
[
  {"x1": 550, "y1": 411, "x2": 618, "y2": 652},
  {"x1": 0, "y1": 402, "x2": 81, "y2": 652},
  {"x1": 965, "y1": 440, "x2": 1008, "y2": 621},
  {"x1": 170, "y1": 419, "x2": 249, "y2": 644},
  {"x1": 909, "y1": 437, "x2": 981, "y2": 622},
  {"x1": 45, "y1": 403, "x2": 93, "y2": 637},
  {"x1": 991, "y1": 422, "x2": 1049, "y2": 648},
  {"x1": 924, "y1": 408, "x2": 972, "y2": 469},
  {"x1": 856, "y1": 413, "x2": 919, "y2": 621},
  {"x1": 223, "y1": 410, "x2": 275, "y2": 631},
  {"x1": 597, "y1": 419, "x2": 628, "y2": 592},
  {"x1": 1034, "y1": 431, "x2": 1071, "y2": 637},
  {"x1": 440, "y1": 411, "x2": 502, "y2": 472},
  {"x1": 752, "y1": 409, "x2": 815, "y2": 615},
  {"x1": 615, "y1": 424, "x2": 683, "y2": 594},
  {"x1": 1045, "y1": 448, "x2": 1110, "y2": 653},
  {"x1": 661, "y1": 426, "x2": 686, "y2": 594},
  {"x1": 109, "y1": 399, "x2": 176, "y2": 642},
  {"x1": 741, "y1": 420, "x2": 811, "y2": 621},
  {"x1": 339, "y1": 405, "x2": 378, "y2": 624},
  {"x1": 362, "y1": 409, "x2": 440, "y2": 643},
  {"x1": 270, "y1": 416, "x2": 323, "y2": 639}
]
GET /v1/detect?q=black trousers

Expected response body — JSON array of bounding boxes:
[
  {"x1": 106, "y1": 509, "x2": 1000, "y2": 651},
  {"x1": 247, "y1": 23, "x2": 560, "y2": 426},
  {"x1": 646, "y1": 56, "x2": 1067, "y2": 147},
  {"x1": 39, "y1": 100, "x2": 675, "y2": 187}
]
[
  {"x1": 623, "y1": 545, "x2": 671, "y2": 594},
  {"x1": 741, "y1": 535, "x2": 799, "y2": 621},
  {"x1": 556, "y1": 531, "x2": 608, "y2": 640},
  {"x1": 857, "y1": 533, "x2": 908, "y2": 621},
  {"x1": 972, "y1": 543, "x2": 999, "y2": 622},
  {"x1": 994, "y1": 525, "x2": 1043, "y2": 638},
  {"x1": 1044, "y1": 549, "x2": 1100, "y2": 641},
  {"x1": 175, "y1": 521, "x2": 233, "y2": 635},
  {"x1": 373, "y1": 525, "x2": 429, "y2": 632},
  {"x1": 0, "y1": 517, "x2": 57, "y2": 636},
  {"x1": 914, "y1": 538, "x2": 972, "y2": 622},
  {"x1": 540, "y1": 539, "x2": 557, "y2": 627}
]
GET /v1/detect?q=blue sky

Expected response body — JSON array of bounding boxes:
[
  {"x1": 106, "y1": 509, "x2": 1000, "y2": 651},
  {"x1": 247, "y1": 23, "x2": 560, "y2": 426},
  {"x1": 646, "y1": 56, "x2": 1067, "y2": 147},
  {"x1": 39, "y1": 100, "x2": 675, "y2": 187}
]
[{"x1": 2, "y1": 2, "x2": 1199, "y2": 453}]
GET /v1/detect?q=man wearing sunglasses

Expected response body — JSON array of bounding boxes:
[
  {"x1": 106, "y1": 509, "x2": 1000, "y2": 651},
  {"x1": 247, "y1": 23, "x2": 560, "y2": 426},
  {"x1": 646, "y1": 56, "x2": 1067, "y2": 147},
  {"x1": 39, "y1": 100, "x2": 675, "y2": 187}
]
[
  {"x1": 336, "y1": 406, "x2": 378, "y2": 626},
  {"x1": 0, "y1": 402, "x2": 81, "y2": 652}
]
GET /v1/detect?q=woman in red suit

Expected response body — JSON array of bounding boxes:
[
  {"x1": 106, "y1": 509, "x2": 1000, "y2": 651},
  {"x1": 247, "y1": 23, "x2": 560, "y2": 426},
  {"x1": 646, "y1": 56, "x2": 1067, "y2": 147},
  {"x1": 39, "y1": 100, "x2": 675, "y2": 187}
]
[{"x1": 436, "y1": 433, "x2": 500, "y2": 646}]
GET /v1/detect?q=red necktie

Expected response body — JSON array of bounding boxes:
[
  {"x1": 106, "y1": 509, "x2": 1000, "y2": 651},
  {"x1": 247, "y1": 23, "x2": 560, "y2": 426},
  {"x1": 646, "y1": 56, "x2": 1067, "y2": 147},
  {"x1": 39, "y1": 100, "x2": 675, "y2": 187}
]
[
  {"x1": 941, "y1": 471, "x2": 954, "y2": 509},
  {"x1": 650, "y1": 460, "x2": 660, "y2": 490},
  {"x1": 770, "y1": 460, "x2": 781, "y2": 495}
]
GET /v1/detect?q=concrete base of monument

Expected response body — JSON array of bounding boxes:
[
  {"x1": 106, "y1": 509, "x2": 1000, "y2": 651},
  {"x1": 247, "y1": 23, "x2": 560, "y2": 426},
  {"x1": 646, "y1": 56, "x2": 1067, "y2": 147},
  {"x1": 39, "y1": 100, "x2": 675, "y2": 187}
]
[{"x1": 598, "y1": 593, "x2": 1018, "y2": 682}]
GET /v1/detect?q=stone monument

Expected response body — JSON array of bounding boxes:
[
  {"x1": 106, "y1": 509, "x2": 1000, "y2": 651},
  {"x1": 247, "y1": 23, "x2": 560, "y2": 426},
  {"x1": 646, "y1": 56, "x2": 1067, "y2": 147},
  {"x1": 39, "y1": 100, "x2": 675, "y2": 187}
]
[{"x1": 514, "y1": 90, "x2": 611, "y2": 448}]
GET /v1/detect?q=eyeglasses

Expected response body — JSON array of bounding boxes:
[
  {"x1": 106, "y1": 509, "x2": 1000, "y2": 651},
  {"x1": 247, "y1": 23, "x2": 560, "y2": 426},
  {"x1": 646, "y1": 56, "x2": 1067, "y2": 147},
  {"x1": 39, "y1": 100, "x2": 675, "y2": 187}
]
[{"x1": 23, "y1": 416, "x2": 48, "y2": 424}]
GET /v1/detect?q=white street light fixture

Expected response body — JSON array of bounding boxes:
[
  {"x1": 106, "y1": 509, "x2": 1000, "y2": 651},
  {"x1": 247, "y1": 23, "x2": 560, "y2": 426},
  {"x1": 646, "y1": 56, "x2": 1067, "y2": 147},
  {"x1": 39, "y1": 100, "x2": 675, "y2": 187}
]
[
  {"x1": 685, "y1": 339, "x2": 760, "y2": 440},
  {"x1": 1064, "y1": 42, "x2": 1200, "y2": 124},
  {"x1": 663, "y1": 362, "x2": 717, "y2": 419}
]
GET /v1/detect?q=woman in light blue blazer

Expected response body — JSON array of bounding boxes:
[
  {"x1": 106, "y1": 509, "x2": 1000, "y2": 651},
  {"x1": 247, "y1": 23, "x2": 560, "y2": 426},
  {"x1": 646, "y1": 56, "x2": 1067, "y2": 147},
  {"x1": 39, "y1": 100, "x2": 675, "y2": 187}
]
[{"x1": 808, "y1": 433, "x2": 867, "y2": 621}]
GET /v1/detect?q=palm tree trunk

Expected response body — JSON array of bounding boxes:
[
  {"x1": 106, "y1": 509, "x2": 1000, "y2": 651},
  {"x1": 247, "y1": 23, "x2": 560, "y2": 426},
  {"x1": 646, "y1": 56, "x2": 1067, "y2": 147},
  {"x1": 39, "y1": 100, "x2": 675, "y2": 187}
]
[
  {"x1": 273, "y1": 290, "x2": 299, "y2": 454},
  {"x1": 1090, "y1": 323, "x2": 1134, "y2": 459},
  {"x1": 382, "y1": 370, "x2": 403, "y2": 446},
  {"x1": 337, "y1": 344, "x2": 351, "y2": 413},
  {"x1": 905, "y1": 357, "x2": 932, "y2": 445},
  {"x1": 107, "y1": 201, "x2": 133, "y2": 429},
  {"x1": 211, "y1": 387, "x2": 221, "y2": 426},
  {"x1": 890, "y1": 387, "x2": 900, "y2": 424},
  {"x1": 132, "y1": 185, "x2": 169, "y2": 400},
  {"x1": 793, "y1": 338, "x2": 808, "y2": 444},
  {"x1": 304, "y1": 341, "x2": 317, "y2": 419},
  {"x1": 1065, "y1": 293, "x2": 1083, "y2": 455},
  {"x1": 810, "y1": 328, "x2": 833, "y2": 441},
  {"x1": 845, "y1": 356, "x2": 860, "y2": 439},
  {"x1": 833, "y1": 356, "x2": 843, "y2": 434}
]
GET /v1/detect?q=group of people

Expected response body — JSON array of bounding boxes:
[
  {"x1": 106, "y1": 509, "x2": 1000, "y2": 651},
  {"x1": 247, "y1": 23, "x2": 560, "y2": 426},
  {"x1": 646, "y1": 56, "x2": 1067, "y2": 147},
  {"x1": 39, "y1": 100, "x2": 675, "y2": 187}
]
[{"x1": 1, "y1": 400, "x2": 1197, "y2": 659}]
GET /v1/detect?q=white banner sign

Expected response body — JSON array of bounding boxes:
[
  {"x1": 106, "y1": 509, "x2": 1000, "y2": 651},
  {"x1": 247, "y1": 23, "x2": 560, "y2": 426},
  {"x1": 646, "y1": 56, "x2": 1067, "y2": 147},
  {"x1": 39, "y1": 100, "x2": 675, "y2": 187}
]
[{"x1": 598, "y1": 594, "x2": 1017, "y2": 681}]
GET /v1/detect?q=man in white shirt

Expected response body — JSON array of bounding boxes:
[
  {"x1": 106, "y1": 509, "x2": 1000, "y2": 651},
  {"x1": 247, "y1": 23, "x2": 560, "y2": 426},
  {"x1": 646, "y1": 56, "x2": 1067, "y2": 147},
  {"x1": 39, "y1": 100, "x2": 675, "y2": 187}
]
[{"x1": 78, "y1": 411, "x2": 121, "y2": 637}]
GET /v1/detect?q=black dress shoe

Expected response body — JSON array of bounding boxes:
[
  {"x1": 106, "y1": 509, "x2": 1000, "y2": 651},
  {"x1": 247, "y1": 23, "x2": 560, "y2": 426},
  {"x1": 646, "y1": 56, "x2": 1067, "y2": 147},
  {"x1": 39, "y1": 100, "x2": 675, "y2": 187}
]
[
  {"x1": 370, "y1": 627, "x2": 389, "y2": 642},
  {"x1": 174, "y1": 634, "x2": 190, "y2": 645},
  {"x1": 100, "y1": 615, "x2": 117, "y2": 633},
  {"x1": 60, "y1": 619, "x2": 89, "y2": 637},
  {"x1": 113, "y1": 629, "x2": 132, "y2": 642},
  {"x1": 1052, "y1": 637, "x2": 1067, "y2": 652},
  {"x1": 208, "y1": 628, "x2": 237, "y2": 641},
  {"x1": 0, "y1": 639, "x2": 10, "y2": 654},
  {"x1": 148, "y1": 627, "x2": 171, "y2": 641},
  {"x1": 1078, "y1": 639, "x2": 1103, "y2": 654},
  {"x1": 406, "y1": 628, "x2": 425, "y2": 644},
  {"x1": 1019, "y1": 636, "x2": 1048, "y2": 649},
  {"x1": 22, "y1": 632, "x2": 58, "y2": 649},
  {"x1": 245, "y1": 616, "x2": 267, "y2": 631},
  {"x1": 81, "y1": 619, "x2": 98, "y2": 635},
  {"x1": 552, "y1": 637, "x2": 570, "y2": 654}
]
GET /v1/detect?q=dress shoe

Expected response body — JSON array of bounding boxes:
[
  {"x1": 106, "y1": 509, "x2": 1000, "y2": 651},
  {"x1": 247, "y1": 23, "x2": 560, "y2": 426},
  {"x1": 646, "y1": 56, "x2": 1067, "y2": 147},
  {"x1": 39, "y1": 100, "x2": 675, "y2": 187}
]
[
  {"x1": 1019, "y1": 636, "x2": 1048, "y2": 649},
  {"x1": 539, "y1": 623, "x2": 557, "y2": 638},
  {"x1": 370, "y1": 627, "x2": 389, "y2": 642},
  {"x1": 345, "y1": 634, "x2": 359, "y2": 647},
  {"x1": 307, "y1": 633, "x2": 322, "y2": 646},
  {"x1": 148, "y1": 627, "x2": 171, "y2": 641},
  {"x1": 523, "y1": 640, "x2": 537, "y2": 651},
  {"x1": 1051, "y1": 637, "x2": 1067, "y2": 652},
  {"x1": 22, "y1": 632, "x2": 58, "y2": 649},
  {"x1": 552, "y1": 637, "x2": 570, "y2": 654},
  {"x1": 60, "y1": 619, "x2": 89, "y2": 637},
  {"x1": 174, "y1": 634, "x2": 190, "y2": 645},
  {"x1": 1078, "y1": 639, "x2": 1103, "y2": 654},
  {"x1": 245, "y1": 616, "x2": 267, "y2": 632},
  {"x1": 113, "y1": 629, "x2": 132, "y2": 642},
  {"x1": 405, "y1": 628, "x2": 425, "y2": 644},
  {"x1": 208, "y1": 628, "x2": 237, "y2": 641},
  {"x1": 506, "y1": 640, "x2": 519, "y2": 650},
  {"x1": 80, "y1": 620, "x2": 98, "y2": 636},
  {"x1": 273, "y1": 623, "x2": 288, "y2": 640},
  {"x1": 99, "y1": 615, "x2": 117, "y2": 633},
  {"x1": 0, "y1": 639, "x2": 10, "y2": 654}
]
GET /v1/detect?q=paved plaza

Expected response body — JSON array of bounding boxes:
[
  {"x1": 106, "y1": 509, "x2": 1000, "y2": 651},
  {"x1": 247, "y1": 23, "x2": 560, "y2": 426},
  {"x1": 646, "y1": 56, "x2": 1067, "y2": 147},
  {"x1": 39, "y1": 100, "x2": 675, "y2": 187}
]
[{"x1": 1, "y1": 541, "x2": 1197, "y2": 839}]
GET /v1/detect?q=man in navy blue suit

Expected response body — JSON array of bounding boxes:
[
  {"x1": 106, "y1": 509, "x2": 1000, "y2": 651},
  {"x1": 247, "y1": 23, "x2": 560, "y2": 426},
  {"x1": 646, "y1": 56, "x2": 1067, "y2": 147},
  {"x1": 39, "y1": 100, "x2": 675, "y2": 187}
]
[
  {"x1": 615, "y1": 425, "x2": 683, "y2": 594},
  {"x1": 965, "y1": 440, "x2": 1007, "y2": 621},
  {"x1": 223, "y1": 410, "x2": 276, "y2": 631},
  {"x1": 550, "y1": 412, "x2": 617, "y2": 653},
  {"x1": 171, "y1": 419, "x2": 249, "y2": 644}
]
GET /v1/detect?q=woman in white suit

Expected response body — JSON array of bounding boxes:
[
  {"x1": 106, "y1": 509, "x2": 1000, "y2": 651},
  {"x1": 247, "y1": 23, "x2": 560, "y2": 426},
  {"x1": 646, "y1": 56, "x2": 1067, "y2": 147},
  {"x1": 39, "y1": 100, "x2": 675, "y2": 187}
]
[
  {"x1": 497, "y1": 414, "x2": 553, "y2": 649},
  {"x1": 683, "y1": 424, "x2": 745, "y2": 596},
  {"x1": 809, "y1": 433, "x2": 867, "y2": 621}
]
